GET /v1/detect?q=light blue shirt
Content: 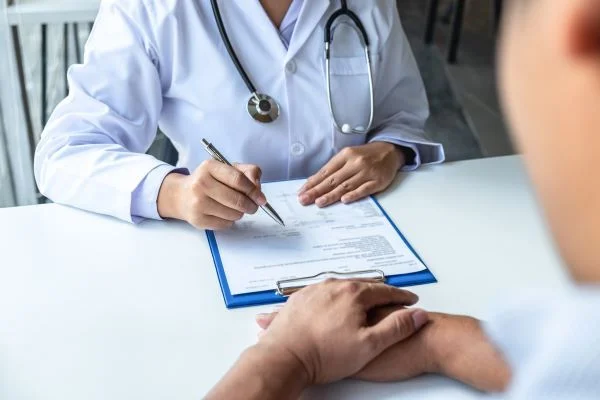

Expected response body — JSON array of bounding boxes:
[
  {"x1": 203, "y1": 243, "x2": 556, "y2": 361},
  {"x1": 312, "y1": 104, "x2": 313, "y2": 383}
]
[
  {"x1": 484, "y1": 287, "x2": 600, "y2": 399},
  {"x1": 278, "y1": 0, "x2": 303, "y2": 48}
]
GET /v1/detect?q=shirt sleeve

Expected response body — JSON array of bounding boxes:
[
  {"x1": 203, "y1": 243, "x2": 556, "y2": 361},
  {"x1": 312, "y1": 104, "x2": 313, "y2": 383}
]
[
  {"x1": 367, "y1": 6, "x2": 445, "y2": 171},
  {"x1": 483, "y1": 289, "x2": 600, "y2": 400},
  {"x1": 34, "y1": 0, "x2": 169, "y2": 223}
]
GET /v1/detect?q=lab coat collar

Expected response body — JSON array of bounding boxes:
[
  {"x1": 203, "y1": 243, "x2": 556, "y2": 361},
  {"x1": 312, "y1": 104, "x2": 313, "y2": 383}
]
[
  {"x1": 236, "y1": 1, "x2": 288, "y2": 60},
  {"x1": 285, "y1": 0, "x2": 331, "y2": 61}
]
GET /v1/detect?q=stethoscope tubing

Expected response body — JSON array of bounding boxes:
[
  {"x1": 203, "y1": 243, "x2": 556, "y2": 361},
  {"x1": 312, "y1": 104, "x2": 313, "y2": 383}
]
[
  {"x1": 210, "y1": 0, "x2": 258, "y2": 96},
  {"x1": 324, "y1": 4, "x2": 374, "y2": 135},
  {"x1": 211, "y1": 0, "x2": 375, "y2": 133}
]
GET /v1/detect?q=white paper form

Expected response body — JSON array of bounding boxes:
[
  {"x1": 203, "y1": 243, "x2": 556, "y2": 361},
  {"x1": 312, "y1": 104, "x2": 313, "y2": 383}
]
[{"x1": 213, "y1": 180, "x2": 426, "y2": 295}]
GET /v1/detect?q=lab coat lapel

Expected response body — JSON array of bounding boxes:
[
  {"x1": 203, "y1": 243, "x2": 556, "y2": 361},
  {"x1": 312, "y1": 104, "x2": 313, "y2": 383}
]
[
  {"x1": 285, "y1": 0, "x2": 331, "y2": 61},
  {"x1": 235, "y1": 1, "x2": 287, "y2": 60}
]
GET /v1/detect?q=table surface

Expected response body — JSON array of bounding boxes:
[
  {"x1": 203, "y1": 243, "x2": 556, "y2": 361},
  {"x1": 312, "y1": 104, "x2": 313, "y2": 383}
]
[{"x1": 0, "y1": 155, "x2": 569, "y2": 400}]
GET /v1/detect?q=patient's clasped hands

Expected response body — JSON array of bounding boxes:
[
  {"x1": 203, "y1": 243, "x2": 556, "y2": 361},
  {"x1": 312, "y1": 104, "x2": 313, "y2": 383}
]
[
  {"x1": 252, "y1": 280, "x2": 428, "y2": 385},
  {"x1": 207, "y1": 279, "x2": 510, "y2": 399}
]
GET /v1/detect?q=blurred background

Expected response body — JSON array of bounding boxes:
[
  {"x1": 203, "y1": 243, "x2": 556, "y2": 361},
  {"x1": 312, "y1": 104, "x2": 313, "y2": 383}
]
[{"x1": 0, "y1": 0, "x2": 510, "y2": 209}]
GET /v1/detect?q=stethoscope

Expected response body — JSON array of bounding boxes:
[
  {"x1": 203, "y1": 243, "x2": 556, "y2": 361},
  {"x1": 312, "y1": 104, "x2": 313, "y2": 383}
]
[{"x1": 210, "y1": 0, "x2": 375, "y2": 135}]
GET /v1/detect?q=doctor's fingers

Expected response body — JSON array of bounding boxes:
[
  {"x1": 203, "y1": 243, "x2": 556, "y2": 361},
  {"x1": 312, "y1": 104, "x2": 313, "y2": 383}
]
[
  {"x1": 299, "y1": 165, "x2": 360, "y2": 206},
  {"x1": 341, "y1": 180, "x2": 380, "y2": 204},
  {"x1": 297, "y1": 154, "x2": 347, "y2": 195},
  {"x1": 233, "y1": 163, "x2": 263, "y2": 188},
  {"x1": 205, "y1": 160, "x2": 267, "y2": 206},
  {"x1": 202, "y1": 196, "x2": 245, "y2": 222},
  {"x1": 314, "y1": 174, "x2": 367, "y2": 208},
  {"x1": 204, "y1": 179, "x2": 260, "y2": 214},
  {"x1": 190, "y1": 214, "x2": 234, "y2": 231}
]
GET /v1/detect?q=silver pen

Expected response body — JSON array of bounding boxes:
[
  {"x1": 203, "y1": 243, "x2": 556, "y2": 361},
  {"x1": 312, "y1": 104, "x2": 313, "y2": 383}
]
[{"x1": 201, "y1": 138, "x2": 285, "y2": 226}]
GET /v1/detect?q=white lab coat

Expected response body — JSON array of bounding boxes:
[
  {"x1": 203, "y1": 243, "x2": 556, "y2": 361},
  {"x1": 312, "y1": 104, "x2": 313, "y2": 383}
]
[{"x1": 35, "y1": 0, "x2": 444, "y2": 223}]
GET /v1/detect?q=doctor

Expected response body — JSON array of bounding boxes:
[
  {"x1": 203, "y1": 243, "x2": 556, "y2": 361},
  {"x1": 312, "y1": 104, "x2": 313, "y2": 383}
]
[{"x1": 35, "y1": 0, "x2": 444, "y2": 230}]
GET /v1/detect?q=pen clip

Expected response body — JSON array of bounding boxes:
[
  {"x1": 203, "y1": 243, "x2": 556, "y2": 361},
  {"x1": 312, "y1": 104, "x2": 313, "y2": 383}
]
[
  {"x1": 210, "y1": 147, "x2": 229, "y2": 165},
  {"x1": 202, "y1": 138, "x2": 230, "y2": 165}
]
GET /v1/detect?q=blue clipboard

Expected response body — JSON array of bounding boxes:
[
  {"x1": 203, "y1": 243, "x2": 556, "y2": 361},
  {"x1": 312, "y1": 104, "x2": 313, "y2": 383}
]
[{"x1": 206, "y1": 196, "x2": 437, "y2": 308}]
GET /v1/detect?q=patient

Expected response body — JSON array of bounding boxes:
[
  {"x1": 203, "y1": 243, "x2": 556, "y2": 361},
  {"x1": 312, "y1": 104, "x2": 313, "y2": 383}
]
[{"x1": 206, "y1": 0, "x2": 600, "y2": 398}]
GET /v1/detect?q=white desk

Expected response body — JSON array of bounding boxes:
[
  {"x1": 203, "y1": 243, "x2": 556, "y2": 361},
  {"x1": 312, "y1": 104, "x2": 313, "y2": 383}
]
[{"x1": 0, "y1": 156, "x2": 568, "y2": 400}]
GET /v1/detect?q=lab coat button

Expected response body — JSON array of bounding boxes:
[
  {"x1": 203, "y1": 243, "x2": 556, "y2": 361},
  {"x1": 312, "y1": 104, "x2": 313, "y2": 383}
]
[
  {"x1": 285, "y1": 60, "x2": 297, "y2": 74},
  {"x1": 290, "y1": 142, "x2": 305, "y2": 156}
]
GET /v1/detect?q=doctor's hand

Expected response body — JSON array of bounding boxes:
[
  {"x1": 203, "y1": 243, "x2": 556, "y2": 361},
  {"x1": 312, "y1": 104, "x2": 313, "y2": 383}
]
[
  {"x1": 157, "y1": 160, "x2": 266, "y2": 230},
  {"x1": 298, "y1": 142, "x2": 405, "y2": 207},
  {"x1": 254, "y1": 280, "x2": 428, "y2": 385}
]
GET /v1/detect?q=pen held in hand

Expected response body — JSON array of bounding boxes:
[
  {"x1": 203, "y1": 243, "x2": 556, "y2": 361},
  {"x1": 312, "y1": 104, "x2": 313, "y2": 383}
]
[{"x1": 201, "y1": 138, "x2": 285, "y2": 226}]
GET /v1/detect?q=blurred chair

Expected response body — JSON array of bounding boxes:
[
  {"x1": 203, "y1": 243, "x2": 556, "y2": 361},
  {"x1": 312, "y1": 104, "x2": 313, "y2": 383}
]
[
  {"x1": 5, "y1": 0, "x2": 99, "y2": 150},
  {"x1": 424, "y1": 0, "x2": 503, "y2": 64},
  {"x1": 2, "y1": 0, "x2": 178, "y2": 205},
  {"x1": 1, "y1": 0, "x2": 99, "y2": 204}
]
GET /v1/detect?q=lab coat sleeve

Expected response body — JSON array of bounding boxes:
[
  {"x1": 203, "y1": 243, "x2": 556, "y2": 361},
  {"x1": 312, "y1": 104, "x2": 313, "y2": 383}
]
[
  {"x1": 367, "y1": 10, "x2": 445, "y2": 171},
  {"x1": 34, "y1": 0, "x2": 174, "y2": 223}
]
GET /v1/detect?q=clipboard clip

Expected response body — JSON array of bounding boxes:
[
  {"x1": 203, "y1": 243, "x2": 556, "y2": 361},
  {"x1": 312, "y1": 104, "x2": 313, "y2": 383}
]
[{"x1": 275, "y1": 269, "x2": 386, "y2": 297}]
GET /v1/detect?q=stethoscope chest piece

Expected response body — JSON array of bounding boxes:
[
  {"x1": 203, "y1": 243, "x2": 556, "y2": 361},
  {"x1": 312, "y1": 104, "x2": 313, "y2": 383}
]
[{"x1": 247, "y1": 93, "x2": 280, "y2": 123}]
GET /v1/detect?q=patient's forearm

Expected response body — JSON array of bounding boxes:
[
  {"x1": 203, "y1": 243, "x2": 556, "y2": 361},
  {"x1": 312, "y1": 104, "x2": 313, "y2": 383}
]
[{"x1": 206, "y1": 343, "x2": 308, "y2": 400}]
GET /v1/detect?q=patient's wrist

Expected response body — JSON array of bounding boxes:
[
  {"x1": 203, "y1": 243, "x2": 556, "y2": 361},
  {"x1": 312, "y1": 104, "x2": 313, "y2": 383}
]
[
  {"x1": 206, "y1": 342, "x2": 309, "y2": 400},
  {"x1": 245, "y1": 342, "x2": 310, "y2": 395},
  {"x1": 425, "y1": 313, "x2": 510, "y2": 392},
  {"x1": 418, "y1": 313, "x2": 450, "y2": 374}
]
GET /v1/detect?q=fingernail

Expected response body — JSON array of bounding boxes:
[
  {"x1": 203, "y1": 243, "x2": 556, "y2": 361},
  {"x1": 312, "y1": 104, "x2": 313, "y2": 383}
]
[
  {"x1": 257, "y1": 193, "x2": 267, "y2": 206},
  {"x1": 412, "y1": 294, "x2": 420, "y2": 304},
  {"x1": 299, "y1": 194, "x2": 310, "y2": 204},
  {"x1": 297, "y1": 185, "x2": 306, "y2": 194},
  {"x1": 411, "y1": 309, "x2": 428, "y2": 329},
  {"x1": 255, "y1": 313, "x2": 269, "y2": 321},
  {"x1": 315, "y1": 197, "x2": 326, "y2": 207}
]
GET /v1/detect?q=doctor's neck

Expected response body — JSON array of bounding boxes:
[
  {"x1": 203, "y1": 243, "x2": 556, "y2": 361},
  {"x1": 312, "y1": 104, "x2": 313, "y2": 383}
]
[{"x1": 260, "y1": 0, "x2": 293, "y2": 28}]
